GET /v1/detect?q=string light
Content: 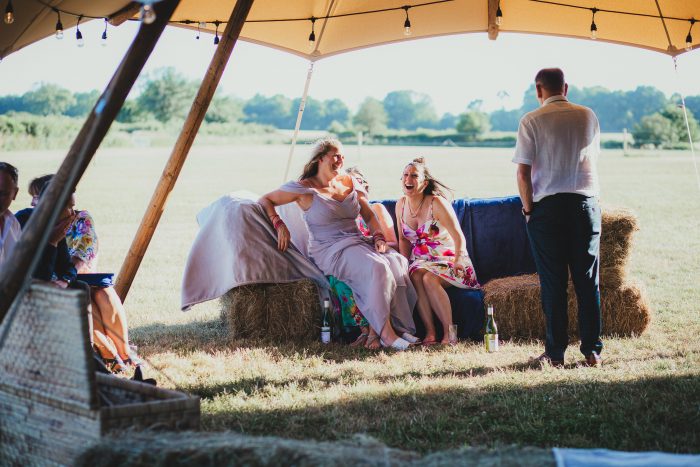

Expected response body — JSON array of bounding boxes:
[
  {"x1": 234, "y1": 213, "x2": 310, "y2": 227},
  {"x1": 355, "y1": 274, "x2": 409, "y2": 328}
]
[
  {"x1": 213, "y1": 20, "x2": 220, "y2": 45},
  {"x1": 196, "y1": 21, "x2": 206, "y2": 40},
  {"x1": 308, "y1": 17, "x2": 316, "y2": 48},
  {"x1": 101, "y1": 18, "x2": 108, "y2": 46},
  {"x1": 496, "y1": 1, "x2": 503, "y2": 27},
  {"x1": 686, "y1": 19, "x2": 695, "y2": 52},
  {"x1": 54, "y1": 9, "x2": 64, "y2": 40},
  {"x1": 76, "y1": 15, "x2": 84, "y2": 47},
  {"x1": 4, "y1": 0, "x2": 14, "y2": 24},
  {"x1": 139, "y1": 1, "x2": 159, "y2": 25},
  {"x1": 590, "y1": 7, "x2": 598, "y2": 40},
  {"x1": 402, "y1": 6, "x2": 412, "y2": 36}
]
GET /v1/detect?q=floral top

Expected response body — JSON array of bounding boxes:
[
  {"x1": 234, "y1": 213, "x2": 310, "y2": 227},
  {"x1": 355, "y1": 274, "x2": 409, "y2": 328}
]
[
  {"x1": 401, "y1": 199, "x2": 479, "y2": 289},
  {"x1": 66, "y1": 210, "x2": 98, "y2": 272}
]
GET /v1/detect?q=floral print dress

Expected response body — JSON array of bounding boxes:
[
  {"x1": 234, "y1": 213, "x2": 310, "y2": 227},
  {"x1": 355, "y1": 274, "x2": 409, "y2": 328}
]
[
  {"x1": 401, "y1": 200, "x2": 479, "y2": 289},
  {"x1": 65, "y1": 210, "x2": 98, "y2": 272}
]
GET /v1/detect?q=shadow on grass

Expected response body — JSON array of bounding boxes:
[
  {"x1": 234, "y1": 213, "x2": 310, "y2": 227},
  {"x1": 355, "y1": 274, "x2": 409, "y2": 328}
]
[
  {"x1": 132, "y1": 318, "x2": 433, "y2": 363},
  {"x1": 185, "y1": 364, "x2": 515, "y2": 399},
  {"x1": 201, "y1": 373, "x2": 700, "y2": 454}
]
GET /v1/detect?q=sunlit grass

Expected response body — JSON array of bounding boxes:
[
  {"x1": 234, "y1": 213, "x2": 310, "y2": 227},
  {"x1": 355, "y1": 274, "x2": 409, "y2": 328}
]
[{"x1": 8, "y1": 144, "x2": 700, "y2": 454}]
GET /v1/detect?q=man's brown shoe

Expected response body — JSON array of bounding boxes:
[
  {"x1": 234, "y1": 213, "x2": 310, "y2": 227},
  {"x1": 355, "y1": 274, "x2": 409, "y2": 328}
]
[
  {"x1": 529, "y1": 352, "x2": 564, "y2": 368},
  {"x1": 583, "y1": 351, "x2": 602, "y2": 368}
]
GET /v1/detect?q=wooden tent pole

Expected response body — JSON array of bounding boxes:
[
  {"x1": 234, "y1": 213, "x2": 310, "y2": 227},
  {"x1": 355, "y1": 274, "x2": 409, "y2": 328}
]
[
  {"x1": 0, "y1": 0, "x2": 180, "y2": 323},
  {"x1": 114, "y1": 0, "x2": 256, "y2": 302}
]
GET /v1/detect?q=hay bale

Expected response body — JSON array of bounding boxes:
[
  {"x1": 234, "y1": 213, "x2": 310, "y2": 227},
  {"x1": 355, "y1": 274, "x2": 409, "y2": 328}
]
[
  {"x1": 483, "y1": 274, "x2": 651, "y2": 340},
  {"x1": 75, "y1": 431, "x2": 555, "y2": 467},
  {"x1": 220, "y1": 279, "x2": 321, "y2": 344},
  {"x1": 599, "y1": 208, "x2": 639, "y2": 287}
]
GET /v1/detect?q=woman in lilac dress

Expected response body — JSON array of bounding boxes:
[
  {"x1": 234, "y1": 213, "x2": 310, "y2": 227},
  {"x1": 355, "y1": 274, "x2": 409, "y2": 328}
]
[{"x1": 259, "y1": 138, "x2": 418, "y2": 350}]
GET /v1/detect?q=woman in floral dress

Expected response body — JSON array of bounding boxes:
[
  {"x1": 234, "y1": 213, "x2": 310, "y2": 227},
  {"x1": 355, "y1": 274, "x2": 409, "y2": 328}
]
[{"x1": 397, "y1": 157, "x2": 480, "y2": 345}]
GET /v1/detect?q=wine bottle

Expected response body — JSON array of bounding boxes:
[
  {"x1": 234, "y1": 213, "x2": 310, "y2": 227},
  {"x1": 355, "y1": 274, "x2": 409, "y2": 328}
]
[
  {"x1": 484, "y1": 304, "x2": 498, "y2": 352},
  {"x1": 321, "y1": 299, "x2": 331, "y2": 344}
]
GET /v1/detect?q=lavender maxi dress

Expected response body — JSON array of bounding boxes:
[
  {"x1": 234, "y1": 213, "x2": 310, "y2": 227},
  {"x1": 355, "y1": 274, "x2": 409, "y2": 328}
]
[{"x1": 280, "y1": 180, "x2": 417, "y2": 336}]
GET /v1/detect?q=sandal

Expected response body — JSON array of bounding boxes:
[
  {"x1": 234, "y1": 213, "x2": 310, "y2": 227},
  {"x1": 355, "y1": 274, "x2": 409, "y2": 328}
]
[
  {"x1": 421, "y1": 339, "x2": 439, "y2": 347},
  {"x1": 364, "y1": 334, "x2": 381, "y2": 350},
  {"x1": 380, "y1": 337, "x2": 412, "y2": 351},
  {"x1": 401, "y1": 333, "x2": 422, "y2": 345},
  {"x1": 103, "y1": 356, "x2": 127, "y2": 374},
  {"x1": 350, "y1": 333, "x2": 369, "y2": 347}
]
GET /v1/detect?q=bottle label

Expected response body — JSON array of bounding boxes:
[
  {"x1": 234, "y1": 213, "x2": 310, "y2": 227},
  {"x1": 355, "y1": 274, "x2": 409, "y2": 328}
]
[
  {"x1": 485, "y1": 333, "x2": 498, "y2": 352},
  {"x1": 321, "y1": 327, "x2": 331, "y2": 344}
]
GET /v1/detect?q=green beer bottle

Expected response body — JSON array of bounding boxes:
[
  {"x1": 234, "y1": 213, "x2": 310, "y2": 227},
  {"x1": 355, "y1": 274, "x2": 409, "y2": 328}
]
[{"x1": 484, "y1": 304, "x2": 498, "y2": 352}]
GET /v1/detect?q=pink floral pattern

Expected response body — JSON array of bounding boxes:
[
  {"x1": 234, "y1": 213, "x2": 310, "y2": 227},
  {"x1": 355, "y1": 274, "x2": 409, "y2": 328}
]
[
  {"x1": 66, "y1": 210, "x2": 98, "y2": 272},
  {"x1": 402, "y1": 219, "x2": 479, "y2": 289}
]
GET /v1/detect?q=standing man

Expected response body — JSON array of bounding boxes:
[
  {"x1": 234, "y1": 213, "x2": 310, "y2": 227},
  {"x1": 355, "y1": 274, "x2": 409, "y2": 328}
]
[
  {"x1": 513, "y1": 68, "x2": 603, "y2": 368},
  {"x1": 0, "y1": 162, "x2": 21, "y2": 268}
]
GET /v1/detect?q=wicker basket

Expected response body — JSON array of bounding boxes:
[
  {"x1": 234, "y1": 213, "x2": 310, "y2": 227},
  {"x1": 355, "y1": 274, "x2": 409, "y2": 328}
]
[{"x1": 0, "y1": 282, "x2": 200, "y2": 466}]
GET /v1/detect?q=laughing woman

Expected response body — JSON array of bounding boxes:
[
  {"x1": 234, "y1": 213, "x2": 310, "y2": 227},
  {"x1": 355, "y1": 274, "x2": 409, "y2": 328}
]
[
  {"x1": 258, "y1": 138, "x2": 418, "y2": 350},
  {"x1": 397, "y1": 157, "x2": 480, "y2": 345}
]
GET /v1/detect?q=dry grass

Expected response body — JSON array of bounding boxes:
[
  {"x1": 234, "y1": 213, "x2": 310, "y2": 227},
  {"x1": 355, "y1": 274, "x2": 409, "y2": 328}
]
[{"x1": 6, "y1": 145, "x2": 700, "y2": 459}]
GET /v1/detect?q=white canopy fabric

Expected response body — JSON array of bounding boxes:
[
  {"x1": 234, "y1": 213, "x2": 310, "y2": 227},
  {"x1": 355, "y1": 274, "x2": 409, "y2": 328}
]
[{"x1": 1, "y1": 1, "x2": 698, "y2": 60}]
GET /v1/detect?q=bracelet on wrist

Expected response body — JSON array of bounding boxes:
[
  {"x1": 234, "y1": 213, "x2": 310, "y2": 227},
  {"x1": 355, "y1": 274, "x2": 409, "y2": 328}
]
[
  {"x1": 521, "y1": 207, "x2": 533, "y2": 216},
  {"x1": 273, "y1": 219, "x2": 286, "y2": 230}
]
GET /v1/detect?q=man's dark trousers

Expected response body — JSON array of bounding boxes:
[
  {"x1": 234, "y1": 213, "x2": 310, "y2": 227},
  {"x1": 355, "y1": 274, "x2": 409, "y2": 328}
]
[{"x1": 526, "y1": 193, "x2": 603, "y2": 360}]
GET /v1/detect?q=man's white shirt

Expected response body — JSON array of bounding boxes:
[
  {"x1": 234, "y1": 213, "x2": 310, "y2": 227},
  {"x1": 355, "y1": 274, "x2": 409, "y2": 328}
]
[
  {"x1": 513, "y1": 95, "x2": 600, "y2": 202},
  {"x1": 0, "y1": 210, "x2": 21, "y2": 268}
]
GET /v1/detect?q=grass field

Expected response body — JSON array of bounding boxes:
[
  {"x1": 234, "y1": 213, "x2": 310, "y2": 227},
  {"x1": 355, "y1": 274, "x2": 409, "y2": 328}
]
[{"x1": 7, "y1": 144, "x2": 700, "y2": 456}]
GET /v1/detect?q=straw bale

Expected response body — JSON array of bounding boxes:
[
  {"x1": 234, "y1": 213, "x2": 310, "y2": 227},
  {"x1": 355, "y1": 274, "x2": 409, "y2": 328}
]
[
  {"x1": 482, "y1": 274, "x2": 650, "y2": 340},
  {"x1": 75, "y1": 432, "x2": 555, "y2": 467},
  {"x1": 220, "y1": 279, "x2": 321, "y2": 343},
  {"x1": 599, "y1": 208, "x2": 638, "y2": 287}
]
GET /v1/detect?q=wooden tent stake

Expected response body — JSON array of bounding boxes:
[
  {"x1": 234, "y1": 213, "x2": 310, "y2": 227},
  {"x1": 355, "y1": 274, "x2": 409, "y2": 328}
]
[
  {"x1": 114, "y1": 0, "x2": 256, "y2": 302},
  {"x1": 0, "y1": 0, "x2": 181, "y2": 323}
]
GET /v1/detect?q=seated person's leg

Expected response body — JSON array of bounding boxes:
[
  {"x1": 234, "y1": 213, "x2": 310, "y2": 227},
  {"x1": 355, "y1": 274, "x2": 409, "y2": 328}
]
[{"x1": 92, "y1": 286, "x2": 131, "y2": 362}]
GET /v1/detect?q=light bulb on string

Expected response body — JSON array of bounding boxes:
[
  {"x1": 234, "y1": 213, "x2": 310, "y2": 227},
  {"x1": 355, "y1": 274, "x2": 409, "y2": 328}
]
[
  {"x1": 55, "y1": 10, "x2": 64, "y2": 39},
  {"x1": 101, "y1": 19, "x2": 108, "y2": 46},
  {"x1": 496, "y1": 2, "x2": 503, "y2": 27},
  {"x1": 590, "y1": 8, "x2": 598, "y2": 40},
  {"x1": 213, "y1": 21, "x2": 220, "y2": 45},
  {"x1": 76, "y1": 16, "x2": 84, "y2": 47},
  {"x1": 308, "y1": 17, "x2": 316, "y2": 49},
  {"x1": 686, "y1": 19, "x2": 695, "y2": 52},
  {"x1": 140, "y1": 3, "x2": 156, "y2": 24},
  {"x1": 4, "y1": 0, "x2": 14, "y2": 25},
  {"x1": 403, "y1": 7, "x2": 412, "y2": 36},
  {"x1": 196, "y1": 21, "x2": 206, "y2": 40}
]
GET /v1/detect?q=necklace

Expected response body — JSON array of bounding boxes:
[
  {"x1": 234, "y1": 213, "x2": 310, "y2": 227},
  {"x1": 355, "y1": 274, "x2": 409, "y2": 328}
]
[{"x1": 407, "y1": 195, "x2": 426, "y2": 218}]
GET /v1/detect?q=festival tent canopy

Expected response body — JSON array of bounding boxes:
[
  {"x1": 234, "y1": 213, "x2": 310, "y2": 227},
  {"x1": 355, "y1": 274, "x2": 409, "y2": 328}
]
[
  {"x1": 1, "y1": 0, "x2": 698, "y2": 313},
  {"x1": 1, "y1": 0, "x2": 698, "y2": 61}
]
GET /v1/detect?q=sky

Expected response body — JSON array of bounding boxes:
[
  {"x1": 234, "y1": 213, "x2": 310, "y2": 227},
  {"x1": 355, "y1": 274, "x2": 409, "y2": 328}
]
[{"x1": 2, "y1": 19, "x2": 700, "y2": 115}]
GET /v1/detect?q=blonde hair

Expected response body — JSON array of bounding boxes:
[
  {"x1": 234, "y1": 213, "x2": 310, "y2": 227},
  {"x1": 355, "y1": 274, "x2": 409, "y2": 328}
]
[{"x1": 299, "y1": 137, "x2": 342, "y2": 181}]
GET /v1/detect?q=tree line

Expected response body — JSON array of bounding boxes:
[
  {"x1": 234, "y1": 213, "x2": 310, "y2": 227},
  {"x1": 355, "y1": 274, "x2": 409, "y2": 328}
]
[{"x1": 1, "y1": 67, "x2": 698, "y2": 147}]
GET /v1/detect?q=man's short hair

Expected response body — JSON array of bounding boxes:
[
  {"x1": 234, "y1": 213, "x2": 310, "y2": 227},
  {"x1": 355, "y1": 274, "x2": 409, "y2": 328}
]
[
  {"x1": 0, "y1": 162, "x2": 18, "y2": 185},
  {"x1": 535, "y1": 68, "x2": 565, "y2": 92}
]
